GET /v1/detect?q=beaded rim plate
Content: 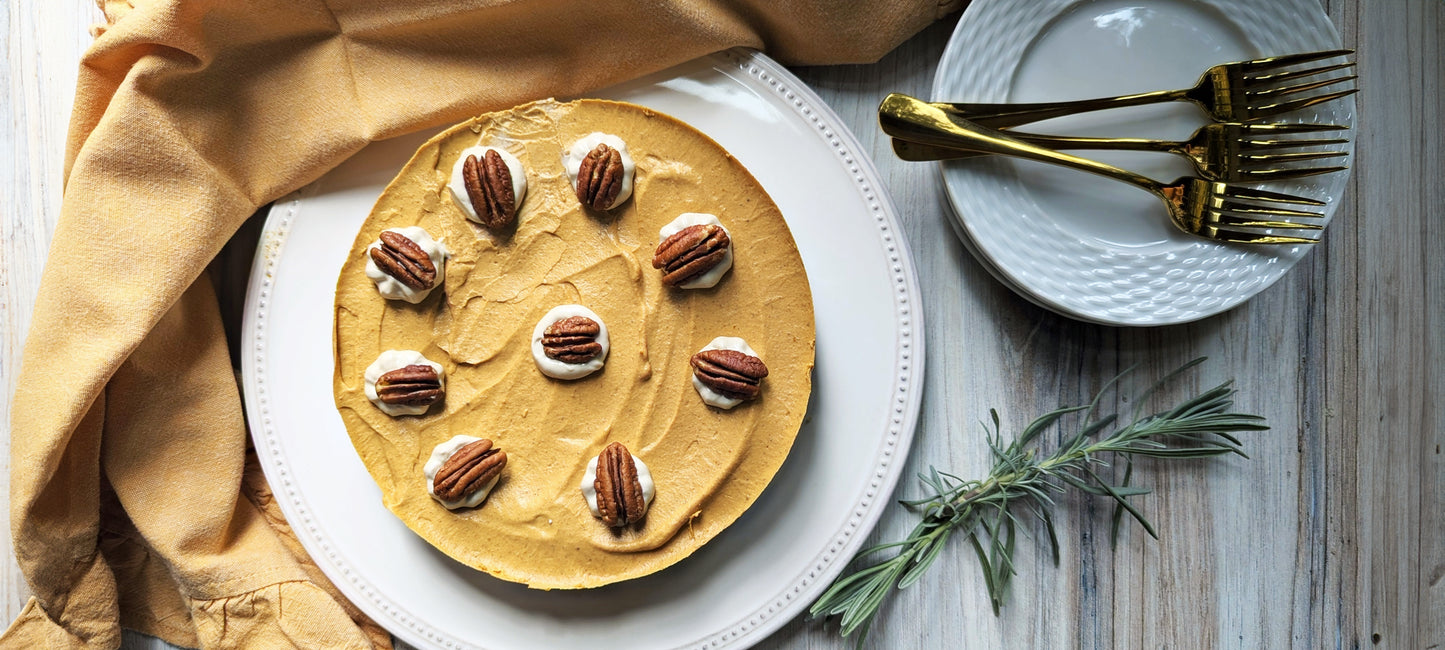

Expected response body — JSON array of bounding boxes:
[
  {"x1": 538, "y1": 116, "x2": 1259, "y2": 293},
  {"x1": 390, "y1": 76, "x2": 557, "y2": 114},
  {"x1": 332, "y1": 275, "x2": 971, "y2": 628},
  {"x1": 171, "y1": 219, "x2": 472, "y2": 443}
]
[
  {"x1": 241, "y1": 49, "x2": 923, "y2": 649},
  {"x1": 935, "y1": 0, "x2": 1353, "y2": 325}
]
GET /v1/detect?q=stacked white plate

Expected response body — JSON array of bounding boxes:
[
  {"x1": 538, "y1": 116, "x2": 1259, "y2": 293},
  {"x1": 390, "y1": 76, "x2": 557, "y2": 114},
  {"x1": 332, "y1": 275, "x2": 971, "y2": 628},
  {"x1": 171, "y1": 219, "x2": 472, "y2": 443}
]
[{"x1": 934, "y1": 0, "x2": 1354, "y2": 326}]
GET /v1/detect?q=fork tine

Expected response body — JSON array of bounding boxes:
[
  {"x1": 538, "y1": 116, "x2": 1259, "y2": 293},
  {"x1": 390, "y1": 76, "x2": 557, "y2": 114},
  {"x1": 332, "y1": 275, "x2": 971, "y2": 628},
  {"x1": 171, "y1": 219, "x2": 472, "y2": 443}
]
[
  {"x1": 1239, "y1": 49, "x2": 1353, "y2": 73},
  {"x1": 1219, "y1": 184, "x2": 1327, "y2": 206},
  {"x1": 1207, "y1": 228, "x2": 1321, "y2": 245},
  {"x1": 1248, "y1": 75, "x2": 1358, "y2": 98},
  {"x1": 1253, "y1": 88, "x2": 1360, "y2": 117},
  {"x1": 1209, "y1": 212, "x2": 1325, "y2": 230},
  {"x1": 1215, "y1": 201, "x2": 1325, "y2": 220},
  {"x1": 1246, "y1": 61, "x2": 1356, "y2": 84},
  {"x1": 1237, "y1": 166, "x2": 1350, "y2": 181},
  {"x1": 1244, "y1": 150, "x2": 1350, "y2": 164},
  {"x1": 1239, "y1": 122, "x2": 1348, "y2": 134},
  {"x1": 1241, "y1": 137, "x2": 1351, "y2": 151}
]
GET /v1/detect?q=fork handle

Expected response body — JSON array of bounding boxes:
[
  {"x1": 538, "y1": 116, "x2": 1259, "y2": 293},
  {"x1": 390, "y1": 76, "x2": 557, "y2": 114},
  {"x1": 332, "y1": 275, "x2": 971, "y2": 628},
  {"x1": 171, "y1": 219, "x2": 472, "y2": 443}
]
[
  {"x1": 893, "y1": 131, "x2": 1180, "y2": 162},
  {"x1": 879, "y1": 93, "x2": 1165, "y2": 193},
  {"x1": 945, "y1": 88, "x2": 1193, "y2": 129}
]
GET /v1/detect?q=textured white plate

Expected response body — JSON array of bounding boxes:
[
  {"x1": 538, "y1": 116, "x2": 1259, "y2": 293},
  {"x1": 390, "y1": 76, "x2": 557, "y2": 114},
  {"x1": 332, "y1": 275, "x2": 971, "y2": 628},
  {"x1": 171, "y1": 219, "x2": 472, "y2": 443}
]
[
  {"x1": 935, "y1": 0, "x2": 1354, "y2": 325},
  {"x1": 241, "y1": 50, "x2": 923, "y2": 650}
]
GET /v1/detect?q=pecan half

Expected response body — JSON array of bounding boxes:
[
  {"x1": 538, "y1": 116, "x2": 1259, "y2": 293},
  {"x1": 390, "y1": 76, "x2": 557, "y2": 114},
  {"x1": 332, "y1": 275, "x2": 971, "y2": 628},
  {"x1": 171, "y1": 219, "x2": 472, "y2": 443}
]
[
  {"x1": 691, "y1": 349, "x2": 768, "y2": 400},
  {"x1": 575, "y1": 143, "x2": 625, "y2": 210},
  {"x1": 433, "y1": 439, "x2": 506, "y2": 502},
  {"x1": 543, "y1": 316, "x2": 603, "y2": 364},
  {"x1": 370, "y1": 231, "x2": 437, "y2": 291},
  {"x1": 375, "y1": 364, "x2": 443, "y2": 407},
  {"x1": 594, "y1": 442, "x2": 646, "y2": 527},
  {"x1": 652, "y1": 224, "x2": 730, "y2": 286},
  {"x1": 462, "y1": 150, "x2": 518, "y2": 229}
]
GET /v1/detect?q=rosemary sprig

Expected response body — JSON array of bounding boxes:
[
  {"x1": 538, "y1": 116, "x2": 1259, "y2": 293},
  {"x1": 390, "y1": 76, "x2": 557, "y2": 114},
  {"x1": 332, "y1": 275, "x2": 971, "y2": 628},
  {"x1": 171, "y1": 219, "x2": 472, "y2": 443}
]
[{"x1": 808, "y1": 359, "x2": 1268, "y2": 645}]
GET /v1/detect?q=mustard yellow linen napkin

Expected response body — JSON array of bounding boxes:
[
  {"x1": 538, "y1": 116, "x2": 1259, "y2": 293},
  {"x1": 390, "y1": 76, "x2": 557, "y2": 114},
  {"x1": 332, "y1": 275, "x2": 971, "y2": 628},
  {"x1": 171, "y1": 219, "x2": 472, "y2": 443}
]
[{"x1": 6, "y1": 1, "x2": 959, "y2": 647}]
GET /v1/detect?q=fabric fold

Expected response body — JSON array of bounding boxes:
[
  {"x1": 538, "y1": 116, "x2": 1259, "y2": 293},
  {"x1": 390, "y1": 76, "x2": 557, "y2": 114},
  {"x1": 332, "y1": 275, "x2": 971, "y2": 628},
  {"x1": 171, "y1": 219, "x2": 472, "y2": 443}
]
[{"x1": 8, "y1": 0, "x2": 957, "y2": 647}]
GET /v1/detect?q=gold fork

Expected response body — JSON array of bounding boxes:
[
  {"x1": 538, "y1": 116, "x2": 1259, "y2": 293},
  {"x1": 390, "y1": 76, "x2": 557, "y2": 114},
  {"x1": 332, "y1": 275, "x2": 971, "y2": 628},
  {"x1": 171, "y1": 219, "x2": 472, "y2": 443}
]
[
  {"x1": 879, "y1": 94, "x2": 1327, "y2": 245},
  {"x1": 950, "y1": 49, "x2": 1357, "y2": 128},
  {"x1": 891, "y1": 122, "x2": 1350, "y2": 182}
]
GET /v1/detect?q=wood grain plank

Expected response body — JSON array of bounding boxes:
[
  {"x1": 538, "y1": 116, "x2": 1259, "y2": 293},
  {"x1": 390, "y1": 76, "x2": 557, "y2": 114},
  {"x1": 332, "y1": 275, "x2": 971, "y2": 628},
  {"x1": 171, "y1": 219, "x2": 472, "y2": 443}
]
[
  {"x1": 1419, "y1": 3, "x2": 1445, "y2": 647},
  {"x1": 1308, "y1": 7, "x2": 1366, "y2": 650},
  {"x1": 1350, "y1": 0, "x2": 1435, "y2": 646}
]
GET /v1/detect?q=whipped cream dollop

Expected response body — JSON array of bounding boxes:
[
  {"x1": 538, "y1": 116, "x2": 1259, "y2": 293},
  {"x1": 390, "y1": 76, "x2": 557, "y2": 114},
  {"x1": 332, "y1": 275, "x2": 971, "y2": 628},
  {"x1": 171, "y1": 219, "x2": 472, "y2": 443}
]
[
  {"x1": 363, "y1": 349, "x2": 445, "y2": 416},
  {"x1": 531, "y1": 305, "x2": 610, "y2": 380},
  {"x1": 424, "y1": 435, "x2": 502, "y2": 510},
  {"x1": 658, "y1": 212, "x2": 734, "y2": 289},
  {"x1": 449, "y1": 145, "x2": 528, "y2": 225},
  {"x1": 562, "y1": 132, "x2": 635, "y2": 210},
  {"x1": 580, "y1": 452, "x2": 655, "y2": 519},
  {"x1": 364, "y1": 226, "x2": 448, "y2": 304},
  {"x1": 691, "y1": 336, "x2": 759, "y2": 410}
]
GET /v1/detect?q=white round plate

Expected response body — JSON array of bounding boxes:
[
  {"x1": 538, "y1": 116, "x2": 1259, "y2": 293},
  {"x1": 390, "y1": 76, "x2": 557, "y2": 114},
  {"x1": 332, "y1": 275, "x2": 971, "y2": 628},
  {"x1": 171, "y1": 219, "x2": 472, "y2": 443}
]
[
  {"x1": 241, "y1": 49, "x2": 923, "y2": 650},
  {"x1": 935, "y1": 0, "x2": 1354, "y2": 325}
]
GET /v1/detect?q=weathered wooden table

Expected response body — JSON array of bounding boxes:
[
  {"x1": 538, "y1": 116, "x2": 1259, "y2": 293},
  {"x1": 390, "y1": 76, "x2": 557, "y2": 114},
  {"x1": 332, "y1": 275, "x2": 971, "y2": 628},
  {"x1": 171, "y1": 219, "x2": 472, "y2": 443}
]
[{"x1": 3, "y1": 1, "x2": 1440, "y2": 647}]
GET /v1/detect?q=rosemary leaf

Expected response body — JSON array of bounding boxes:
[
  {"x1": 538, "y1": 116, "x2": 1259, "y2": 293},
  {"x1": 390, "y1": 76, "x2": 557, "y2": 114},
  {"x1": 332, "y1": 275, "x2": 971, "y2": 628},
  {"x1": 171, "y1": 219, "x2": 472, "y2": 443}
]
[{"x1": 808, "y1": 359, "x2": 1266, "y2": 646}]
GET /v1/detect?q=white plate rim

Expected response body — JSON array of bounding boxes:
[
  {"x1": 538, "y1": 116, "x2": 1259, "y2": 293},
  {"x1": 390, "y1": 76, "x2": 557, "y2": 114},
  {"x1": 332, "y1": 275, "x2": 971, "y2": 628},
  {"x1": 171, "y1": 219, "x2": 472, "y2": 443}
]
[
  {"x1": 932, "y1": 0, "x2": 1354, "y2": 326},
  {"x1": 240, "y1": 48, "x2": 925, "y2": 649}
]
